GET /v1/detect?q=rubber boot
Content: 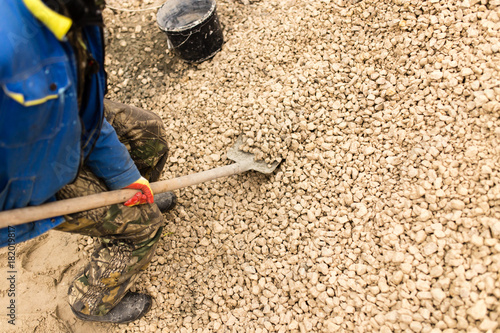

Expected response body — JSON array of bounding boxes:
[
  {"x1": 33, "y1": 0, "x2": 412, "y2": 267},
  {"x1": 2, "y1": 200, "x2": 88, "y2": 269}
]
[
  {"x1": 154, "y1": 191, "x2": 177, "y2": 213},
  {"x1": 72, "y1": 292, "x2": 152, "y2": 324}
]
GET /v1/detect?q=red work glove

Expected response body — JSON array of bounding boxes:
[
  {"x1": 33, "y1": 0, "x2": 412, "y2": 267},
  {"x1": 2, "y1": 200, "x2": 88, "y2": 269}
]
[{"x1": 123, "y1": 176, "x2": 154, "y2": 207}]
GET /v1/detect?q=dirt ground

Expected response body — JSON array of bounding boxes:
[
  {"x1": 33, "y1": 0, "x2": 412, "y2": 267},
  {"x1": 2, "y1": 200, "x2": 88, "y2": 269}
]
[{"x1": 0, "y1": 231, "x2": 111, "y2": 332}]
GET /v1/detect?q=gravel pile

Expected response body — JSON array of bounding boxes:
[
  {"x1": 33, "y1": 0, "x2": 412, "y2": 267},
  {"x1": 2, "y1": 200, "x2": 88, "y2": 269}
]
[{"x1": 98, "y1": 0, "x2": 500, "y2": 331}]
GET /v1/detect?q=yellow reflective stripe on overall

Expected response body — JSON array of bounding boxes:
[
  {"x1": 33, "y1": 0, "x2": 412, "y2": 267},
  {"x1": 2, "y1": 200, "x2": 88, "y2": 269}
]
[
  {"x1": 22, "y1": 0, "x2": 73, "y2": 41},
  {"x1": 2, "y1": 89, "x2": 58, "y2": 106}
]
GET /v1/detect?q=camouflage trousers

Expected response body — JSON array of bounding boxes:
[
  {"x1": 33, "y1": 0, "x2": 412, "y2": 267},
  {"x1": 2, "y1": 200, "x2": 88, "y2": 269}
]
[{"x1": 54, "y1": 100, "x2": 168, "y2": 316}]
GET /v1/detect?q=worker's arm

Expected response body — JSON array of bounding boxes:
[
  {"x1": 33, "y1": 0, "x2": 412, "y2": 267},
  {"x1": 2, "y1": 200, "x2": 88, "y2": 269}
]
[
  {"x1": 84, "y1": 118, "x2": 142, "y2": 190},
  {"x1": 84, "y1": 120, "x2": 154, "y2": 206}
]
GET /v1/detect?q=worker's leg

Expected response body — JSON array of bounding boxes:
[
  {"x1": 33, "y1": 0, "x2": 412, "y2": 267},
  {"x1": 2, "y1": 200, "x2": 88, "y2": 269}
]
[
  {"x1": 55, "y1": 168, "x2": 164, "y2": 316},
  {"x1": 54, "y1": 101, "x2": 168, "y2": 316},
  {"x1": 103, "y1": 99, "x2": 168, "y2": 182}
]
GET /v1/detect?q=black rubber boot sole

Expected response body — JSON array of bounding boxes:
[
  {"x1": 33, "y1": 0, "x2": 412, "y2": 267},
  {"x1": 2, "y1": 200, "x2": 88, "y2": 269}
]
[
  {"x1": 154, "y1": 191, "x2": 177, "y2": 213},
  {"x1": 72, "y1": 292, "x2": 152, "y2": 324}
]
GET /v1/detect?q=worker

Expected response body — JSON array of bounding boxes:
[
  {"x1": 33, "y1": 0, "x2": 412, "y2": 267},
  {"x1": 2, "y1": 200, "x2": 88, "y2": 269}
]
[{"x1": 0, "y1": 0, "x2": 176, "y2": 323}]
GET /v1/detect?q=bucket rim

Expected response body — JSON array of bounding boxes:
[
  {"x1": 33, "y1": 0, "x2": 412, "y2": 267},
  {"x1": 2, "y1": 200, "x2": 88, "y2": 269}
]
[{"x1": 157, "y1": 0, "x2": 216, "y2": 33}]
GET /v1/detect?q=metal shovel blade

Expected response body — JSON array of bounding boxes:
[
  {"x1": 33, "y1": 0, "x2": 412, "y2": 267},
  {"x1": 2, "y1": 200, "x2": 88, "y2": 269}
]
[{"x1": 227, "y1": 136, "x2": 281, "y2": 174}]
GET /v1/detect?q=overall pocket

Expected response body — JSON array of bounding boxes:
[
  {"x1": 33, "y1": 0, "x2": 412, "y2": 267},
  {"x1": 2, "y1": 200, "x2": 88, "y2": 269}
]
[{"x1": 0, "y1": 60, "x2": 71, "y2": 148}]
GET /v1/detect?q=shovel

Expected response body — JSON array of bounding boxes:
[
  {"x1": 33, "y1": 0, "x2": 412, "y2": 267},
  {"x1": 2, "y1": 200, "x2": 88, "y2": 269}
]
[{"x1": 0, "y1": 137, "x2": 280, "y2": 228}]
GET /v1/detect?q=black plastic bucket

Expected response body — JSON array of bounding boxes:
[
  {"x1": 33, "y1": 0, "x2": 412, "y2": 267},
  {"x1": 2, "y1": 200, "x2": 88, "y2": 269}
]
[{"x1": 157, "y1": 0, "x2": 224, "y2": 63}]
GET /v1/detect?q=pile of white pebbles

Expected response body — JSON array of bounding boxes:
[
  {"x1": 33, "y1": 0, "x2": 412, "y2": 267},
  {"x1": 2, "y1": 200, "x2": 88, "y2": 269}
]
[{"x1": 99, "y1": 0, "x2": 500, "y2": 331}]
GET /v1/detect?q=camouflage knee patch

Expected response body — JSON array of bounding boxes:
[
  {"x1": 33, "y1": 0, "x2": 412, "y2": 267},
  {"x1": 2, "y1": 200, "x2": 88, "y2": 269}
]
[{"x1": 103, "y1": 99, "x2": 169, "y2": 181}]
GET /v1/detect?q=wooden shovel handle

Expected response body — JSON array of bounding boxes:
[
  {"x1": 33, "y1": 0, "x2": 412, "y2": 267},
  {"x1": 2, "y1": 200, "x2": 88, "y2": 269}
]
[{"x1": 0, "y1": 163, "x2": 247, "y2": 228}]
